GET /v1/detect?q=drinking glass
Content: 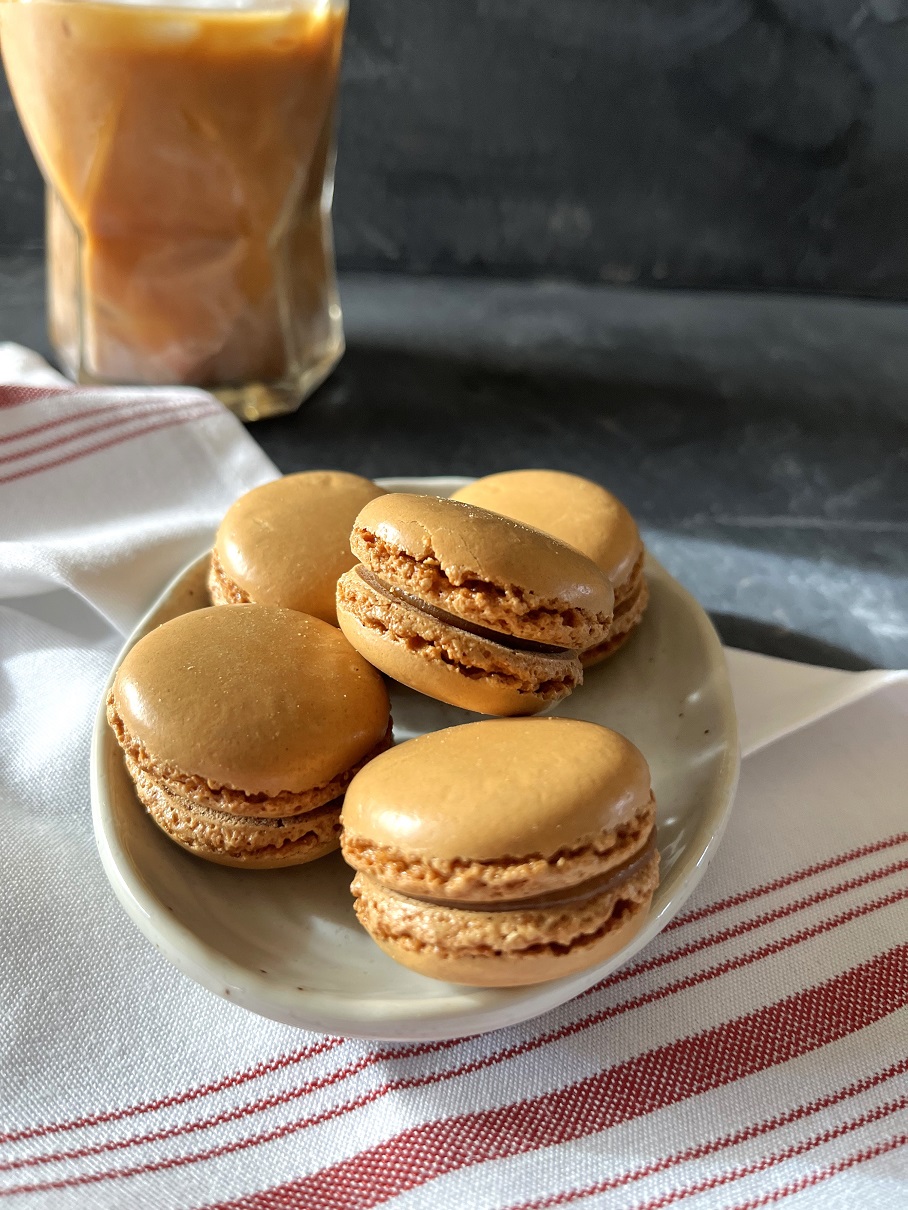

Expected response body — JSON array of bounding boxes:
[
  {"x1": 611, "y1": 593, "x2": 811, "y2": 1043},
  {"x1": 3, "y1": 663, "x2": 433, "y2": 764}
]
[{"x1": 0, "y1": 0, "x2": 347, "y2": 420}]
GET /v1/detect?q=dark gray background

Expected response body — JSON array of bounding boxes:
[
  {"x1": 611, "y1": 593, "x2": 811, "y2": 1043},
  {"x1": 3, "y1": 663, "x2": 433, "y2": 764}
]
[{"x1": 4, "y1": 0, "x2": 908, "y2": 296}]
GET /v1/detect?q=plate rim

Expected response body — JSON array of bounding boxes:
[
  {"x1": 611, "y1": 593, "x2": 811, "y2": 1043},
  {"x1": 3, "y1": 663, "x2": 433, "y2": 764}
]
[{"x1": 91, "y1": 475, "x2": 740, "y2": 1040}]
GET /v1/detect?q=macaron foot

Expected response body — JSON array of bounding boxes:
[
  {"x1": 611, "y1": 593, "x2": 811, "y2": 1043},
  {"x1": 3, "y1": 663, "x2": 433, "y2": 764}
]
[
  {"x1": 208, "y1": 548, "x2": 252, "y2": 606},
  {"x1": 341, "y1": 794, "x2": 657, "y2": 904},
  {"x1": 337, "y1": 567, "x2": 581, "y2": 717},
  {"x1": 128, "y1": 758, "x2": 345, "y2": 868},
  {"x1": 351, "y1": 855, "x2": 658, "y2": 987},
  {"x1": 582, "y1": 559, "x2": 649, "y2": 668}
]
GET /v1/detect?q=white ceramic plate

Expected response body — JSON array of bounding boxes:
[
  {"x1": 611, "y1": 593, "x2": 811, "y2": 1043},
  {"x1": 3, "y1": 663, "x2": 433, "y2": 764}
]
[{"x1": 91, "y1": 476, "x2": 739, "y2": 1040}]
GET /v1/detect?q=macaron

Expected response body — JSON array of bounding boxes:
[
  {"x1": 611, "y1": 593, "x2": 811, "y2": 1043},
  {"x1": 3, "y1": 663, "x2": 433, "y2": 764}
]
[
  {"x1": 107, "y1": 604, "x2": 391, "y2": 868},
  {"x1": 209, "y1": 470, "x2": 385, "y2": 624},
  {"x1": 452, "y1": 470, "x2": 648, "y2": 664},
  {"x1": 341, "y1": 718, "x2": 659, "y2": 986},
  {"x1": 335, "y1": 493, "x2": 615, "y2": 716}
]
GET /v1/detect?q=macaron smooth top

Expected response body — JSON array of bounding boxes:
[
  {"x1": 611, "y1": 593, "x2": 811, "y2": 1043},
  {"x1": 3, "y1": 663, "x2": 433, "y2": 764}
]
[
  {"x1": 452, "y1": 469, "x2": 643, "y2": 589},
  {"x1": 212, "y1": 471, "x2": 385, "y2": 624},
  {"x1": 342, "y1": 718, "x2": 652, "y2": 861},
  {"x1": 111, "y1": 604, "x2": 390, "y2": 797},
  {"x1": 350, "y1": 493, "x2": 614, "y2": 645}
]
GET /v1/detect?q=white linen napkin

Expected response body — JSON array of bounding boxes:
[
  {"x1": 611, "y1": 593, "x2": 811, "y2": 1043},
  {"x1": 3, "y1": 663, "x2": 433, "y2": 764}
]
[
  {"x1": 0, "y1": 343, "x2": 276, "y2": 629},
  {"x1": 1, "y1": 346, "x2": 906, "y2": 1210}
]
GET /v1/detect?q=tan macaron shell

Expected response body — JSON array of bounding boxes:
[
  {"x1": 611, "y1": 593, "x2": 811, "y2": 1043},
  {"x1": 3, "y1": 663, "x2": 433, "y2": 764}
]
[
  {"x1": 342, "y1": 718, "x2": 651, "y2": 861},
  {"x1": 211, "y1": 471, "x2": 385, "y2": 624},
  {"x1": 452, "y1": 470, "x2": 643, "y2": 591},
  {"x1": 351, "y1": 493, "x2": 615, "y2": 646},
  {"x1": 111, "y1": 605, "x2": 390, "y2": 799}
]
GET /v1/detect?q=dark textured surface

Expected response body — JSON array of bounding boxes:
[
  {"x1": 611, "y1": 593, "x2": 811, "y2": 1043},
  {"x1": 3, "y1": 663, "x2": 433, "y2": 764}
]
[
  {"x1": 4, "y1": 1, "x2": 908, "y2": 295},
  {"x1": 2, "y1": 256, "x2": 905, "y2": 668}
]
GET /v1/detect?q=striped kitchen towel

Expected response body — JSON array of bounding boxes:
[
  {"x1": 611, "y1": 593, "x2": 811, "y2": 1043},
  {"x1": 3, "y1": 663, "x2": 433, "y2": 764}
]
[{"x1": 0, "y1": 343, "x2": 276, "y2": 629}]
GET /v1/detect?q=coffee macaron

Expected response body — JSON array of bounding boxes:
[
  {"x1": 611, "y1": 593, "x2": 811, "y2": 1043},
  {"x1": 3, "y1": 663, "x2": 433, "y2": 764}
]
[
  {"x1": 209, "y1": 470, "x2": 385, "y2": 624},
  {"x1": 341, "y1": 718, "x2": 659, "y2": 986},
  {"x1": 107, "y1": 604, "x2": 391, "y2": 868},
  {"x1": 336, "y1": 493, "x2": 615, "y2": 716},
  {"x1": 453, "y1": 470, "x2": 648, "y2": 664}
]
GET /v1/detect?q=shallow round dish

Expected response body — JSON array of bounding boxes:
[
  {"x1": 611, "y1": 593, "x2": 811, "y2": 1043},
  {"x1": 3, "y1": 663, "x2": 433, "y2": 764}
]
[{"x1": 91, "y1": 476, "x2": 739, "y2": 1041}]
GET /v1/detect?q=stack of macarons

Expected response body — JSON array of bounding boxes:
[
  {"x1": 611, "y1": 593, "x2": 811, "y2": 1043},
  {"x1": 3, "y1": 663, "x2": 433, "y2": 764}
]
[
  {"x1": 107, "y1": 605, "x2": 391, "y2": 868},
  {"x1": 336, "y1": 492, "x2": 615, "y2": 716},
  {"x1": 341, "y1": 718, "x2": 659, "y2": 987},
  {"x1": 107, "y1": 466, "x2": 658, "y2": 988}
]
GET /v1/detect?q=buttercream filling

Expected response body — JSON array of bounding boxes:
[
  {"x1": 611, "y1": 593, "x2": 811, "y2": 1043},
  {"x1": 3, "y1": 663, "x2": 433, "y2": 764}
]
[
  {"x1": 355, "y1": 565, "x2": 575, "y2": 657},
  {"x1": 398, "y1": 830, "x2": 657, "y2": 913}
]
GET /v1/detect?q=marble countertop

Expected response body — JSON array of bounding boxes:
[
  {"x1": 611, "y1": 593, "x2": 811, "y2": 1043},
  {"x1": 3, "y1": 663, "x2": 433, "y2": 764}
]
[{"x1": 2, "y1": 256, "x2": 905, "y2": 669}]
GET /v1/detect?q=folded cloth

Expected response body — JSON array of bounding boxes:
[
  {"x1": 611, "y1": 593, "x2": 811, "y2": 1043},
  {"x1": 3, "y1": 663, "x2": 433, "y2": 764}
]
[
  {"x1": 0, "y1": 343, "x2": 276, "y2": 629},
  {"x1": 1, "y1": 346, "x2": 906, "y2": 1210}
]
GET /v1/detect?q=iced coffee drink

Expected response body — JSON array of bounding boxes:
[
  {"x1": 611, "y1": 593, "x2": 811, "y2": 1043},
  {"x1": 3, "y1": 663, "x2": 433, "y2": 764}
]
[{"x1": 0, "y1": 0, "x2": 347, "y2": 418}]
